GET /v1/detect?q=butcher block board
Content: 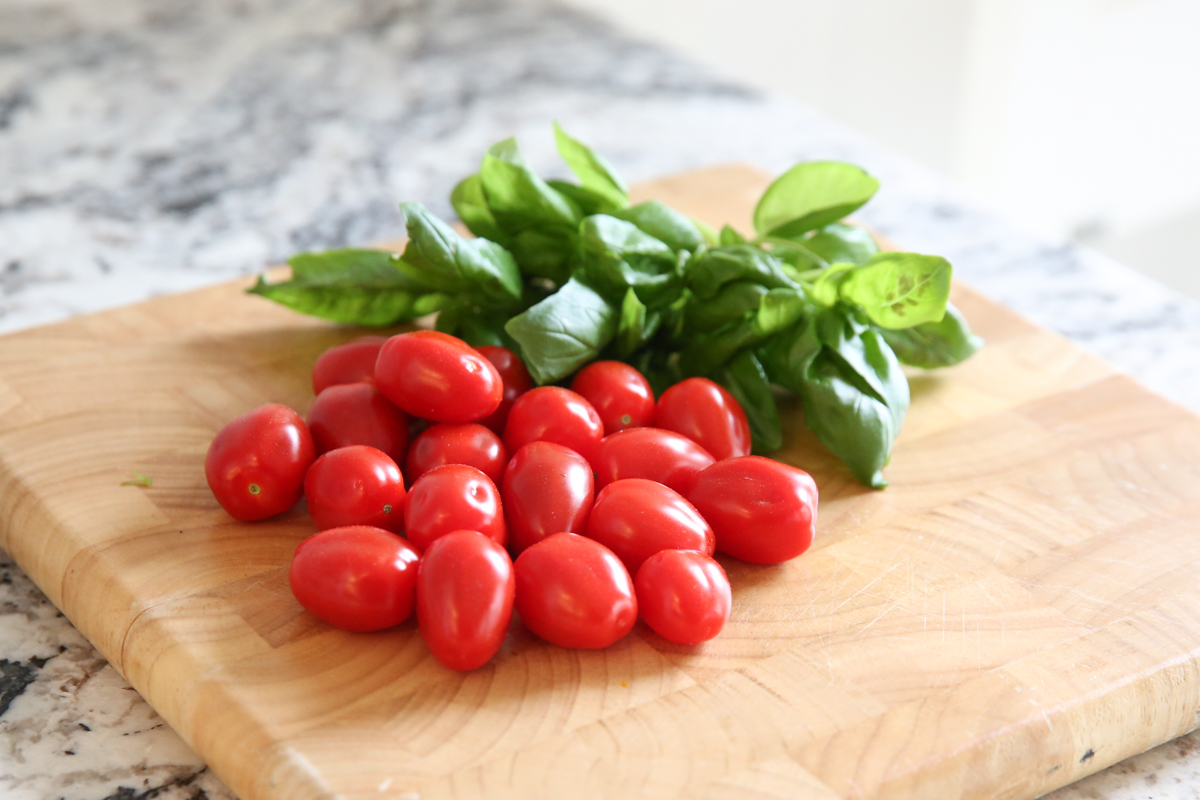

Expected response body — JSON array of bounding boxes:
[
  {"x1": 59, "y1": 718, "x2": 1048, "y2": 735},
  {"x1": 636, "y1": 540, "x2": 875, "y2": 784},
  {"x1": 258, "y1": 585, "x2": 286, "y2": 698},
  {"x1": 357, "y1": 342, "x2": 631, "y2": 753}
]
[{"x1": 3, "y1": 166, "x2": 1200, "y2": 800}]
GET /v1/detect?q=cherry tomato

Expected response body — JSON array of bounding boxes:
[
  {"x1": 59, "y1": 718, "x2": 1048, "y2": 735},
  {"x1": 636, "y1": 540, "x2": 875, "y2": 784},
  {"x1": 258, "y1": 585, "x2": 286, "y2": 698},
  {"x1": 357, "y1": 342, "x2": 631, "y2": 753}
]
[
  {"x1": 475, "y1": 346, "x2": 533, "y2": 434},
  {"x1": 593, "y1": 427, "x2": 715, "y2": 496},
  {"x1": 289, "y1": 526, "x2": 420, "y2": 632},
  {"x1": 312, "y1": 336, "x2": 387, "y2": 395},
  {"x1": 654, "y1": 377, "x2": 751, "y2": 460},
  {"x1": 417, "y1": 530, "x2": 514, "y2": 671},
  {"x1": 503, "y1": 387, "x2": 604, "y2": 466},
  {"x1": 570, "y1": 361, "x2": 655, "y2": 434},
  {"x1": 585, "y1": 478, "x2": 714, "y2": 575},
  {"x1": 304, "y1": 445, "x2": 407, "y2": 533},
  {"x1": 502, "y1": 442, "x2": 593, "y2": 555},
  {"x1": 374, "y1": 331, "x2": 503, "y2": 423},
  {"x1": 513, "y1": 533, "x2": 636, "y2": 649},
  {"x1": 635, "y1": 550, "x2": 731, "y2": 645},
  {"x1": 406, "y1": 423, "x2": 507, "y2": 486},
  {"x1": 307, "y1": 382, "x2": 410, "y2": 465},
  {"x1": 404, "y1": 464, "x2": 506, "y2": 551},
  {"x1": 205, "y1": 404, "x2": 314, "y2": 521},
  {"x1": 688, "y1": 456, "x2": 818, "y2": 564}
]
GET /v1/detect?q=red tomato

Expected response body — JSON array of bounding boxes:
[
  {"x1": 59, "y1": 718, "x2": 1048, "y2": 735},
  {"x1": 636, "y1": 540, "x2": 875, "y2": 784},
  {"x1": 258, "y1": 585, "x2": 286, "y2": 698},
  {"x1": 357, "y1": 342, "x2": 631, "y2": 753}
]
[
  {"x1": 502, "y1": 442, "x2": 594, "y2": 555},
  {"x1": 205, "y1": 404, "x2": 314, "y2": 521},
  {"x1": 513, "y1": 533, "x2": 636, "y2": 649},
  {"x1": 404, "y1": 464, "x2": 506, "y2": 551},
  {"x1": 503, "y1": 387, "x2": 604, "y2": 466},
  {"x1": 570, "y1": 361, "x2": 655, "y2": 434},
  {"x1": 406, "y1": 423, "x2": 507, "y2": 486},
  {"x1": 654, "y1": 377, "x2": 751, "y2": 460},
  {"x1": 688, "y1": 456, "x2": 818, "y2": 564},
  {"x1": 289, "y1": 526, "x2": 420, "y2": 632},
  {"x1": 475, "y1": 346, "x2": 534, "y2": 434},
  {"x1": 311, "y1": 336, "x2": 387, "y2": 395},
  {"x1": 635, "y1": 550, "x2": 731, "y2": 645},
  {"x1": 304, "y1": 446, "x2": 407, "y2": 533},
  {"x1": 307, "y1": 382, "x2": 410, "y2": 465},
  {"x1": 374, "y1": 331, "x2": 503, "y2": 423},
  {"x1": 585, "y1": 478, "x2": 714, "y2": 575},
  {"x1": 593, "y1": 427, "x2": 715, "y2": 496},
  {"x1": 417, "y1": 530, "x2": 515, "y2": 671}
]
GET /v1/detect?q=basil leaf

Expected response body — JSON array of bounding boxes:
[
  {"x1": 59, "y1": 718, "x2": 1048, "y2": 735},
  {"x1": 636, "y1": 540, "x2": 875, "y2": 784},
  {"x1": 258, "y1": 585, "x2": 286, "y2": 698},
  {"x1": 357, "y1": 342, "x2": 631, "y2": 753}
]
[
  {"x1": 684, "y1": 281, "x2": 767, "y2": 333},
  {"x1": 819, "y1": 312, "x2": 909, "y2": 431},
  {"x1": 680, "y1": 317, "x2": 764, "y2": 378},
  {"x1": 450, "y1": 174, "x2": 508, "y2": 244},
  {"x1": 799, "y1": 352, "x2": 896, "y2": 488},
  {"x1": 396, "y1": 203, "x2": 523, "y2": 305},
  {"x1": 438, "y1": 303, "x2": 519, "y2": 350},
  {"x1": 616, "y1": 287, "x2": 661, "y2": 357},
  {"x1": 804, "y1": 223, "x2": 879, "y2": 266},
  {"x1": 611, "y1": 201, "x2": 705, "y2": 252},
  {"x1": 838, "y1": 252, "x2": 951, "y2": 329},
  {"x1": 810, "y1": 262, "x2": 856, "y2": 307},
  {"x1": 480, "y1": 137, "x2": 580, "y2": 232},
  {"x1": 505, "y1": 277, "x2": 618, "y2": 384},
  {"x1": 755, "y1": 288, "x2": 809, "y2": 335},
  {"x1": 758, "y1": 319, "x2": 822, "y2": 393},
  {"x1": 509, "y1": 228, "x2": 575, "y2": 284},
  {"x1": 547, "y1": 180, "x2": 623, "y2": 216},
  {"x1": 753, "y1": 162, "x2": 880, "y2": 238},
  {"x1": 578, "y1": 215, "x2": 680, "y2": 306},
  {"x1": 879, "y1": 302, "x2": 983, "y2": 368},
  {"x1": 553, "y1": 122, "x2": 629, "y2": 210},
  {"x1": 763, "y1": 238, "x2": 828, "y2": 271},
  {"x1": 686, "y1": 245, "x2": 801, "y2": 300},
  {"x1": 248, "y1": 248, "x2": 435, "y2": 325},
  {"x1": 692, "y1": 217, "x2": 720, "y2": 246},
  {"x1": 719, "y1": 224, "x2": 747, "y2": 246},
  {"x1": 720, "y1": 350, "x2": 782, "y2": 452}
]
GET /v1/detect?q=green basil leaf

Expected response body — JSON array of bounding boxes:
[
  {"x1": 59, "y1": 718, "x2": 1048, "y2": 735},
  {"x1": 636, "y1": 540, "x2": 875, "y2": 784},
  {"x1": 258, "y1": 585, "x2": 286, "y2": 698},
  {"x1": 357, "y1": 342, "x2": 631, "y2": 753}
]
[
  {"x1": 810, "y1": 262, "x2": 856, "y2": 307},
  {"x1": 804, "y1": 223, "x2": 879, "y2": 266},
  {"x1": 396, "y1": 202, "x2": 523, "y2": 305},
  {"x1": 799, "y1": 352, "x2": 895, "y2": 488},
  {"x1": 878, "y1": 302, "x2": 984, "y2": 368},
  {"x1": 755, "y1": 288, "x2": 809, "y2": 335},
  {"x1": 684, "y1": 281, "x2": 767, "y2": 333},
  {"x1": 692, "y1": 217, "x2": 720, "y2": 246},
  {"x1": 719, "y1": 350, "x2": 782, "y2": 452},
  {"x1": 578, "y1": 215, "x2": 680, "y2": 306},
  {"x1": 680, "y1": 317, "x2": 765, "y2": 378},
  {"x1": 450, "y1": 174, "x2": 508, "y2": 244},
  {"x1": 719, "y1": 224, "x2": 747, "y2": 246},
  {"x1": 546, "y1": 180, "x2": 623, "y2": 216},
  {"x1": 611, "y1": 200, "x2": 706, "y2": 252},
  {"x1": 553, "y1": 122, "x2": 629, "y2": 210},
  {"x1": 762, "y1": 238, "x2": 828, "y2": 270},
  {"x1": 437, "y1": 303, "x2": 519, "y2": 350},
  {"x1": 248, "y1": 248, "x2": 434, "y2": 325},
  {"x1": 686, "y1": 244, "x2": 801, "y2": 300},
  {"x1": 509, "y1": 228, "x2": 575, "y2": 284},
  {"x1": 753, "y1": 161, "x2": 880, "y2": 238},
  {"x1": 838, "y1": 252, "x2": 951, "y2": 329},
  {"x1": 616, "y1": 287, "x2": 661, "y2": 357},
  {"x1": 819, "y1": 312, "x2": 909, "y2": 431},
  {"x1": 758, "y1": 319, "x2": 822, "y2": 393},
  {"x1": 505, "y1": 277, "x2": 618, "y2": 384},
  {"x1": 480, "y1": 137, "x2": 580, "y2": 232}
]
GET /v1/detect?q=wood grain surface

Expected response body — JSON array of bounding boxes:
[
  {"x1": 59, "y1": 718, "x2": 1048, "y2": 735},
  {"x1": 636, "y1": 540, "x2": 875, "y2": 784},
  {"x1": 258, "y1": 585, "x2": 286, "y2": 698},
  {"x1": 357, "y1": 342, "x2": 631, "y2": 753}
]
[{"x1": 2, "y1": 166, "x2": 1200, "y2": 800}]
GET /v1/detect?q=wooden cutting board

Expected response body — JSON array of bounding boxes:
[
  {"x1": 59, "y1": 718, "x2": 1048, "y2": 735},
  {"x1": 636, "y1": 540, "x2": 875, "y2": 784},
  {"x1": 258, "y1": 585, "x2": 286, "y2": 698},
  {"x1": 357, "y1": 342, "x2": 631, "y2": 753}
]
[{"x1": 2, "y1": 166, "x2": 1199, "y2": 800}]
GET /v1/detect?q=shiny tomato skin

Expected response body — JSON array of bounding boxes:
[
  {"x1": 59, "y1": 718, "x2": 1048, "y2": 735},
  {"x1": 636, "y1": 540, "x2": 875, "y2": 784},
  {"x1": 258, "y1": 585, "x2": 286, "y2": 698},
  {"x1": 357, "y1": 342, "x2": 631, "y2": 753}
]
[
  {"x1": 304, "y1": 446, "x2": 407, "y2": 533},
  {"x1": 513, "y1": 533, "x2": 636, "y2": 649},
  {"x1": 593, "y1": 427, "x2": 716, "y2": 496},
  {"x1": 570, "y1": 361, "x2": 655, "y2": 434},
  {"x1": 312, "y1": 336, "x2": 387, "y2": 395},
  {"x1": 307, "y1": 382, "x2": 410, "y2": 465},
  {"x1": 654, "y1": 378, "x2": 751, "y2": 460},
  {"x1": 635, "y1": 550, "x2": 731, "y2": 645},
  {"x1": 475, "y1": 346, "x2": 534, "y2": 434},
  {"x1": 503, "y1": 387, "x2": 604, "y2": 466},
  {"x1": 417, "y1": 530, "x2": 515, "y2": 671},
  {"x1": 404, "y1": 464, "x2": 506, "y2": 551},
  {"x1": 688, "y1": 456, "x2": 818, "y2": 564},
  {"x1": 585, "y1": 478, "x2": 714, "y2": 575},
  {"x1": 502, "y1": 442, "x2": 594, "y2": 555},
  {"x1": 406, "y1": 423, "x2": 507, "y2": 486},
  {"x1": 205, "y1": 404, "x2": 315, "y2": 521},
  {"x1": 289, "y1": 525, "x2": 420, "y2": 632},
  {"x1": 374, "y1": 331, "x2": 503, "y2": 423}
]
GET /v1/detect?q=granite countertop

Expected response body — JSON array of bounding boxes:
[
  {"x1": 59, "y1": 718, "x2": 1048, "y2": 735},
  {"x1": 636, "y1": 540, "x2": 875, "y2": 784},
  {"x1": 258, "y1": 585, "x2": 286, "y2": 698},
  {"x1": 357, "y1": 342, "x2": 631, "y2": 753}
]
[{"x1": 2, "y1": 1, "x2": 1200, "y2": 798}]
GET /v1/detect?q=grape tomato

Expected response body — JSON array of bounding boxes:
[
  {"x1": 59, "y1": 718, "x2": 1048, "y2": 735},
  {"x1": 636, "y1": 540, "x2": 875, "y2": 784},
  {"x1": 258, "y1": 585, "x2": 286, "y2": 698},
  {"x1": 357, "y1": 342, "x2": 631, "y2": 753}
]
[
  {"x1": 593, "y1": 427, "x2": 715, "y2": 496},
  {"x1": 503, "y1": 386, "x2": 604, "y2": 466},
  {"x1": 404, "y1": 464, "x2": 506, "y2": 551},
  {"x1": 585, "y1": 478, "x2": 714, "y2": 575},
  {"x1": 406, "y1": 423, "x2": 507, "y2": 486},
  {"x1": 475, "y1": 346, "x2": 534, "y2": 434},
  {"x1": 304, "y1": 445, "x2": 407, "y2": 533},
  {"x1": 205, "y1": 404, "x2": 314, "y2": 521},
  {"x1": 311, "y1": 336, "x2": 387, "y2": 395},
  {"x1": 570, "y1": 361, "x2": 655, "y2": 434},
  {"x1": 375, "y1": 331, "x2": 503, "y2": 423},
  {"x1": 502, "y1": 441, "x2": 593, "y2": 555},
  {"x1": 654, "y1": 377, "x2": 751, "y2": 461},
  {"x1": 635, "y1": 550, "x2": 731, "y2": 645},
  {"x1": 307, "y1": 382, "x2": 410, "y2": 465}
]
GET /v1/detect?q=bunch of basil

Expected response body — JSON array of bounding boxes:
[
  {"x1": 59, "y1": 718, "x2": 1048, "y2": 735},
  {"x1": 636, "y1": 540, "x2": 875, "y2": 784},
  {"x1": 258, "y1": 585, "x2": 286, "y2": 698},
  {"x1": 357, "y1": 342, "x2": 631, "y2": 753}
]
[{"x1": 251, "y1": 124, "x2": 981, "y2": 487}]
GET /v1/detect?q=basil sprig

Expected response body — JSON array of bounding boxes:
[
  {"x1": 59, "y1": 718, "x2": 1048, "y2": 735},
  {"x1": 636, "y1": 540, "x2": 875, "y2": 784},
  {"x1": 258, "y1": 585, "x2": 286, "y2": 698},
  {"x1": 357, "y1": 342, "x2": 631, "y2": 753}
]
[{"x1": 251, "y1": 125, "x2": 983, "y2": 487}]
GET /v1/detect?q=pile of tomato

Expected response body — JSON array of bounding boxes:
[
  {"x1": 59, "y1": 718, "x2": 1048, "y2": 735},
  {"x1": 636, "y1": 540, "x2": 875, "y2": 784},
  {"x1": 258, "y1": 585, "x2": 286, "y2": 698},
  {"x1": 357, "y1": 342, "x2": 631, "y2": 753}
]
[{"x1": 205, "y1": 330, "x2": 818, "y2": 671}]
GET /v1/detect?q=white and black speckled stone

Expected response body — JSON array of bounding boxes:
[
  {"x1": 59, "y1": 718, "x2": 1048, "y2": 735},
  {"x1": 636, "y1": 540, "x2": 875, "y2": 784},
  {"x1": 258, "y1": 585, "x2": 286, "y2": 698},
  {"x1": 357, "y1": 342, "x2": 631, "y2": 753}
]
[{"x1": 2, "y1": 1, "x2": 1199, "y2": 798}]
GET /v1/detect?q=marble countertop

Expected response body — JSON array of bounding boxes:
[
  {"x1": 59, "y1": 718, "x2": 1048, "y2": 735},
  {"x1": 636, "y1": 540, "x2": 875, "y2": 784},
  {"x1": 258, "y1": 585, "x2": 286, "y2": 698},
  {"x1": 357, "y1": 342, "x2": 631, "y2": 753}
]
[{"x1": 2, "y1": 1, "x2": 1199, "y2": 798}]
